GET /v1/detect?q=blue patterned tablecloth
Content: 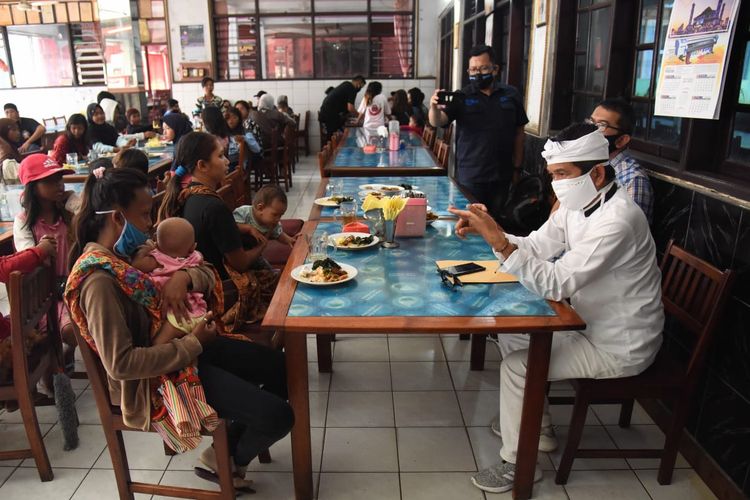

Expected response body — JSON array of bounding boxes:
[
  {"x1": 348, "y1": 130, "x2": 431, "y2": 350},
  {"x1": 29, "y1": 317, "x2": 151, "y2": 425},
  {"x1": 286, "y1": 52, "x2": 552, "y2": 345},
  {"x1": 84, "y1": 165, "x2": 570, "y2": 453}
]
[
  {"x1": 333, "y1": 146, "x2": 438, "y2": 169},
  {"x1": 317, "y1": 176, "x2": 471, "y2": 218},
  {"x1": 342, "y1": 129, "x2": 424, "y2": 148},
  {"x1": 145, "y1": 145, "x2": 174, "y2": 168},
  {"x1": 288, "y1": 221, "x2": 554, "y2": 318}
]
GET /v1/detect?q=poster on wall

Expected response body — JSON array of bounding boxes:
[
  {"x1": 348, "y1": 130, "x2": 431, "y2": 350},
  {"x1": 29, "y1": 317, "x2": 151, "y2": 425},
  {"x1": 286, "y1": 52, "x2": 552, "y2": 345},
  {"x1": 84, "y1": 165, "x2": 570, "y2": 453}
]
[
  {"x1": 654, "y1": 0, "x2": 740, "y2": 120},
  {"x1": 180, "y1": 25, "x2": 207, "y2": 62}
]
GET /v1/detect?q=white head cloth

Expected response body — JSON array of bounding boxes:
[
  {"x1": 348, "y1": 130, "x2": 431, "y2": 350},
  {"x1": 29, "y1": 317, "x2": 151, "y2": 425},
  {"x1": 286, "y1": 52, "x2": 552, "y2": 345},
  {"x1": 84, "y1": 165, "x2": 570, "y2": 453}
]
[
  {"x1": 541, "y1": 129, "x2": 609, "y2": 165},
  {"x1": 258, "y1": 94, "x2": 275, "y2": 111}
]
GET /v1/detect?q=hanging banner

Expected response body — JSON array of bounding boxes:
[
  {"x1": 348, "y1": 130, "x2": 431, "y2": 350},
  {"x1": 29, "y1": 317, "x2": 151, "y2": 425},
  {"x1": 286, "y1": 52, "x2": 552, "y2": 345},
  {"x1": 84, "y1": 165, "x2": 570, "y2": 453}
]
[{"x1": 654, "y1": 0, "x2": 741, "y2": 119}]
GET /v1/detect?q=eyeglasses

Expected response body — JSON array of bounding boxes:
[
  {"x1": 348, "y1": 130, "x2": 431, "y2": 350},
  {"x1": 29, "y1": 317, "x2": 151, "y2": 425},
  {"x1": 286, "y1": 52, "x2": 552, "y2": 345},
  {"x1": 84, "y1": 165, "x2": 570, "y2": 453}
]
[
  {"x1": 585, "y1": 118, "x2": 625, "y2": 133},
  {"x1": 467, "y1": 65, "x2": 496, "y2": 75},
  {"x1": 438, "y1": 269, "x2": 463, "y2": 290}
]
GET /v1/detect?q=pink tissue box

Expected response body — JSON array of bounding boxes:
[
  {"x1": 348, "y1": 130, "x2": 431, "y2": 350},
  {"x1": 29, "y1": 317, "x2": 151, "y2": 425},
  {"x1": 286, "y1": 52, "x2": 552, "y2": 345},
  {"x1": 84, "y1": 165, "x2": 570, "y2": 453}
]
[{"x1": 395, "y1": 198, "x2": 427, "y2": 237}]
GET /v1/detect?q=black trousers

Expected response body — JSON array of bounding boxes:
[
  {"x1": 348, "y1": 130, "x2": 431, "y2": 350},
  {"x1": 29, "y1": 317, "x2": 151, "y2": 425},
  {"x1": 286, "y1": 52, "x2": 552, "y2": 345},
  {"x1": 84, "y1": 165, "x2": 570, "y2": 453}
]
[
  {"x1": 460, "y1": 179, "x2": 512, "y2": 221},
  {"x1": 198, "y1": 336, "x2": 294, "y2": 466}
]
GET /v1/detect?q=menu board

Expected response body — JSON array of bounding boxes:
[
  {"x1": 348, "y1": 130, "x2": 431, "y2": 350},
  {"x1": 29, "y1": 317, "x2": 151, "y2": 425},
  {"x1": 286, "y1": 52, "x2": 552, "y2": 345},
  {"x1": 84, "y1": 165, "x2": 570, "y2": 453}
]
[{"x1": 654, "y1": 0, "x2": 741, "y2": 119}]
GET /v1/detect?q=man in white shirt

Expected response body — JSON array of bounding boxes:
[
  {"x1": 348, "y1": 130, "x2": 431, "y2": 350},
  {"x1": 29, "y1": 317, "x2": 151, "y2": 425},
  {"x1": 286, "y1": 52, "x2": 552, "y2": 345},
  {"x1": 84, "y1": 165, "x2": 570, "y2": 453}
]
[{"x1": 449, "y1": 123, "x2": 664, "y2": 494}]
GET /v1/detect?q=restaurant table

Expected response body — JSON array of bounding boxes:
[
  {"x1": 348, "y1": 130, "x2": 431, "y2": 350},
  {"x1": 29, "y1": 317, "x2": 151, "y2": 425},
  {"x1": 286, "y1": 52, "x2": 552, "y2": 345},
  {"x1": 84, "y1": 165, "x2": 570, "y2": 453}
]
[
  {"x1": 309, "y1": 175, "x2": 472, "y2": 221},
  {"x1": 324, "y1": 128, "x2": 444, "y2": 177},
  {"x1": 63, "y1": 144, "x2": 174, "y2": 183},
  {"x1": 342, "y1": 128, "x2": 425, "y2": 149},
  {"x1": 262, "y1": 221, "x2": 585, "y2": 500}
]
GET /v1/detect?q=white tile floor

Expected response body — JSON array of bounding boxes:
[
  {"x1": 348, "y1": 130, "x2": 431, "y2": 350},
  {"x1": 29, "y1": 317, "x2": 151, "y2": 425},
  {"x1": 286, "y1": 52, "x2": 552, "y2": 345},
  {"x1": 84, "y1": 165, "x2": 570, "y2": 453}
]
[{"x1": 0, "y1": 157, "x2": 718, "y2": 499}]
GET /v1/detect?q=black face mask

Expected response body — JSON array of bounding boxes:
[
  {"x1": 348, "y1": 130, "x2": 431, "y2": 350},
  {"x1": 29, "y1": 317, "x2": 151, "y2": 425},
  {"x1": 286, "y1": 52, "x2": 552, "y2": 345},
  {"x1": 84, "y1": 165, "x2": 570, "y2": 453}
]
[
  {"x1": 469, "y1": 72, "x2": 494, "y2": 90},
  {"x1": 606, "y1": 134, "x2": 624, "y2": 154}
]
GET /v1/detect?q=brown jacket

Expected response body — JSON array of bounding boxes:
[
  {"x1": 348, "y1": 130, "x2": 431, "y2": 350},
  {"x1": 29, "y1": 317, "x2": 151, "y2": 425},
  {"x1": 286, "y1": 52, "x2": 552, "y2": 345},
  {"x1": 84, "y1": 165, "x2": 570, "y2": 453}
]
[
  {"x1": 78, "y1": 243, "x2": 215, "y2": 430},
  {"x1": 249, "y1": 108, "x2": 295, "y2": 148}
]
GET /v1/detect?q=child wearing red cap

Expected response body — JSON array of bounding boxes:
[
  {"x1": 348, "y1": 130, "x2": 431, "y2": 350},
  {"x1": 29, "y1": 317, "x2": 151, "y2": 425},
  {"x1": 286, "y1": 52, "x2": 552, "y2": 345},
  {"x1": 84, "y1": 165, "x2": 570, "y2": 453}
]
[{"x1": 12, "y1": 154, "x2": 81, "y2": 371}]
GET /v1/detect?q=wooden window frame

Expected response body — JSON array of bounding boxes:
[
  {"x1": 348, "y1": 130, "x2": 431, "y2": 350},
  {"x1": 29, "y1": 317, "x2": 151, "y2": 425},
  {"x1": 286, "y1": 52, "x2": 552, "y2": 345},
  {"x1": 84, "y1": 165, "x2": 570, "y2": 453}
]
[
  {"x1": 210, "y1": 0, "x2": 417, "y2": 81},
  {"x1": 438, "y1": 5, "x2": 454, "y2": 90}
]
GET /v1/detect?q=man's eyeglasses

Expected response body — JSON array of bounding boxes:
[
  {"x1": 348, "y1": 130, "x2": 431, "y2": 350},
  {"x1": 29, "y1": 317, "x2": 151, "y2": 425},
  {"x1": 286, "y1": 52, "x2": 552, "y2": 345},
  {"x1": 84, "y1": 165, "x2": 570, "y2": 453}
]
[
  {"x1": 585, "y1": 118, "x2": 625, "y2": 134},
  {"x1": 438, "y1": 269, "x2": 463, "y2": 290},
  {"x1": 467, "y1": 65, "x2": 496, "y2": 76}
]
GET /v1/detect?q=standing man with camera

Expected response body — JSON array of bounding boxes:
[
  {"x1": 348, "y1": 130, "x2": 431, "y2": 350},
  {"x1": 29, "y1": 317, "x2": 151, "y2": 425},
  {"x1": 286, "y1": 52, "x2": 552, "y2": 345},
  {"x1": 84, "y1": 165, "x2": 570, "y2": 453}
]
[{"x1": 430, "y1": 45, "x2": 528, "y2": 218}]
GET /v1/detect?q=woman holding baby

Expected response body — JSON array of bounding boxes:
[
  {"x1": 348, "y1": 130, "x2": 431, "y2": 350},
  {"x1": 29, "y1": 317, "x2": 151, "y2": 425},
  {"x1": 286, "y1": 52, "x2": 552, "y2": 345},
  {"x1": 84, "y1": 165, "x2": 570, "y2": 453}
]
[{"x1": 64, "y1": 167, "x2": 293, "y2": 492}]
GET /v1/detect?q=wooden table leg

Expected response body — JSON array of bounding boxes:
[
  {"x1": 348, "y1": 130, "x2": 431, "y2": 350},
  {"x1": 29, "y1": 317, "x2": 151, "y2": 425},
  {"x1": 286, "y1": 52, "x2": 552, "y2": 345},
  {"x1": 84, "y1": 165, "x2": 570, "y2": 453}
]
[
  {"x1": 316, "y1": 334, "x2": 333, "y2": 373},
  {"x1": 470, "y1": 334, "x2": 487, "y2": 371},
  {"x1": 286, "y1": 333, "x2": 313, "y2": 500},
  {"x1": 513, "y1": 331, "x2": 552, "y2": 500}
]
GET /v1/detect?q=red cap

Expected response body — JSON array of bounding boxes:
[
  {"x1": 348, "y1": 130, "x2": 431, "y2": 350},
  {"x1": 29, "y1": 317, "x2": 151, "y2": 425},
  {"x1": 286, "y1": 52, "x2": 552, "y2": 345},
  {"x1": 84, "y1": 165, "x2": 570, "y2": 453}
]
[{"x1": 18, "y1": 154, "x2": 73, "y2": 185}]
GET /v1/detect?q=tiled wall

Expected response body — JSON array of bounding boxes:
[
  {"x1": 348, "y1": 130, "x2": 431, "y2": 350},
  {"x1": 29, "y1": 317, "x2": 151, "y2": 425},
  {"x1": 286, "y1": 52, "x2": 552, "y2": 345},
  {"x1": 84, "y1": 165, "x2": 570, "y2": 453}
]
[
  {"x1": 521, "y1": 134, "x2": 750, "y2": 495},
  {"x1": 650, "y1": 177, "x2": 750, "y2": 496},
  {"x1": 171, "y1": 78, "x2": 437, "y2": 153}
]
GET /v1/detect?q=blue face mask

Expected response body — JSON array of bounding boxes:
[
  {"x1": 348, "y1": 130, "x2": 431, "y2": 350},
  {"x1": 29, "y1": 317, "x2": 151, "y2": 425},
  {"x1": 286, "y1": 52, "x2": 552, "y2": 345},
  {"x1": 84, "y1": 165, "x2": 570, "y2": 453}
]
[
  {"x1": 96, "y1": 210, "x2": 149, "y2": 258},
  {"x1": 469, "y1": 72, "x2": 494, "y2": 90}
]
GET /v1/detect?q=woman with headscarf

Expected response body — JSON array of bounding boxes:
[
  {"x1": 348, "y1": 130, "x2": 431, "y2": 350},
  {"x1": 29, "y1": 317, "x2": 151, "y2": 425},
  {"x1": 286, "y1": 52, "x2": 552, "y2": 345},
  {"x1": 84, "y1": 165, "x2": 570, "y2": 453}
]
[
  {"x1": 0, "y1": 118, "x2": 22, "y2": 182},
  {"x1": 86, "y1": 103, "x2": 138, "y2": 155},
  {"x1": 249, "y1": 94, "x2": 295, "y2": 148},
  {"x1": 161, "y1": 112, "x2": 193, "y2": 147}
]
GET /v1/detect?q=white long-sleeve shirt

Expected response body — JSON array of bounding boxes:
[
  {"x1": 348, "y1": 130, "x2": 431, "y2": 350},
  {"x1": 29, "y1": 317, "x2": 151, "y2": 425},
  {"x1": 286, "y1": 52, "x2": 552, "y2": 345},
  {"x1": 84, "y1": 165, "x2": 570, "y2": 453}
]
[{"x1": 499, "y1": 183, "x2": 664, "y2": 375}]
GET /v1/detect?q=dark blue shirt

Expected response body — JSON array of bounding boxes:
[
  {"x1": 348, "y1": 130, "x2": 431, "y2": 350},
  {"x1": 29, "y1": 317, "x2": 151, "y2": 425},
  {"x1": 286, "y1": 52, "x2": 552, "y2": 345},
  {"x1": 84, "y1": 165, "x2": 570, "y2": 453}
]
[{"x1": 444, "y1": 80, "x2": 528, "y2": 185}]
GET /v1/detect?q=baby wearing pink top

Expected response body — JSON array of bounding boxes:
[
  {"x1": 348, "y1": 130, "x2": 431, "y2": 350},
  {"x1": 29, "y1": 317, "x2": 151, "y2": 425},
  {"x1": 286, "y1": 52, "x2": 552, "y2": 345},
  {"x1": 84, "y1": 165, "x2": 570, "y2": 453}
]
[{"x1": 132, "y1": 217, "x2": 208, "y2": 345}]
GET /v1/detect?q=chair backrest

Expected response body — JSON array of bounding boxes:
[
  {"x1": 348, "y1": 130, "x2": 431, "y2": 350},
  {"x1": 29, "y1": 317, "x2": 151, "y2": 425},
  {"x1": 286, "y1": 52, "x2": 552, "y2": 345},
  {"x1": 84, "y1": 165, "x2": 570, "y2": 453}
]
[
  {"x1": 302, "y1": 110, "x2": 309, "y2": 133},
  {"x1": 432, "y1": 137, "x2": 443, "y2": 155},
  {"x1": 659, "y1": 240, "x2": 734, "y2": 381},
  {"x1": 217, "y1": 183, "x2": 235, "y2": 210},
  {"x1": 443, "y1": 123, "x2": 454, "y2": 144},
  {"x1": 43, "y1": 117, "x2": 56, "y2": 128},
  {"x1": 8, "y1": 263, "x2": 60, "y2": 385},
  {"x1": 54, "y1": 116, "x2": 66, "y2": 126},
  {"x1": 423, "y1": 126, "x2": 435, "y2": 148},
  {"x1": 437, "y1": 140, "x2": 450, "y2": 169},
  {"x1": 151, "y1": 190, "x2": 165, "y2": 222},
  {"x1": 73, "y1": 325, "x2": 119, "y2": 414}
]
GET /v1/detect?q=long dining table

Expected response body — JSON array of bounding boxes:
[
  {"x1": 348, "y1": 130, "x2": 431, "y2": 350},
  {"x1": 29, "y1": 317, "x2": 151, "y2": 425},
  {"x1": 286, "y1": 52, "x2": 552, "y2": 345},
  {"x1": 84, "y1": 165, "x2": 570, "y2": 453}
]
[
  {"x1": 323, "y1": 128, "x2": 445, "y2": 177},
  {"x1": 263, "y1": 189, "x2": 586, "y2": 499}
]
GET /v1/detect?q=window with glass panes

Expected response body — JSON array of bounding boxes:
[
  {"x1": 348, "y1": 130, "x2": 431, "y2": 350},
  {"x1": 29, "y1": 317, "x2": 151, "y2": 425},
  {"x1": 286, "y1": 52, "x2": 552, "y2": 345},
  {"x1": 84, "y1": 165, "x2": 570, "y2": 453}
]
[
  {"x1": 492, "y1": 0, "x2": 510, "y2": 85},
  {"x1": 138, "y1": 0, "x2": 170, "y2": 96},
  {"x1": 571, "y1": 0, "x2": 613, "y2": 122},
  {"x1": 0, "y1": 1, "x2": 102, "y2": 88},
  {"x1": 630, "y1": 0, "x2": 682, "y2": 158},
  {"x1": 212, "y1": 0, "x2": 415, "y2": 80},
  {"x1": 727, "y1": 22, "x2": 750, "y2": 164},
  {"x1": 438, "y1": 6, "x2": 454, "y2": 89},
  {"x1": 461, "y1": 0, "x2": 486, "y2": 87}
]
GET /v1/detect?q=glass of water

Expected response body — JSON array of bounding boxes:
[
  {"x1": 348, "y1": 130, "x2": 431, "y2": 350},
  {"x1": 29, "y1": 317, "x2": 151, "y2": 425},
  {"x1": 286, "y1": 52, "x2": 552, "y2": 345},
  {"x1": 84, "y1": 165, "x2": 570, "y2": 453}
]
[
  {"x1": 306, "y1": 231, "x2": 329, "y2": 264},
  {"x1": 65, "y1": 152, "x2": 78, "y2": 166},
  {"x1": 327, "y1": 178, "x2": 344, "y2": 198}
]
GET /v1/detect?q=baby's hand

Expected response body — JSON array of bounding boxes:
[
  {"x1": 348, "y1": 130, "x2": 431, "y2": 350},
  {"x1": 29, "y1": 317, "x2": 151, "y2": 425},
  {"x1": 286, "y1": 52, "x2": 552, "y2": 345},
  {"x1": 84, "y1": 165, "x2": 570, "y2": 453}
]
[{"x1": 132, "y1": 254, "x2": 160, "y2": 273}]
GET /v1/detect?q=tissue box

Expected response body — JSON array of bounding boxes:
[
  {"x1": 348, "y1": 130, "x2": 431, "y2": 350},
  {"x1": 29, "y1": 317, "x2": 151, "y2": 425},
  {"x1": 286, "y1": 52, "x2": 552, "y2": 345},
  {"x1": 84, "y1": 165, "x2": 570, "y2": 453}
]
[{"x1": 395, "y1": 198, "x2": 426, "y2": 237}]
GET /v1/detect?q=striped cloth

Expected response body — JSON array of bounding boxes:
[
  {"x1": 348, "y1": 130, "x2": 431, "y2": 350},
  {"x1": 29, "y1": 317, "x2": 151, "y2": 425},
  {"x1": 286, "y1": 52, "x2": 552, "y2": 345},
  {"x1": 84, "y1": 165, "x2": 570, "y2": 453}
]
[{"x1": 610, "y1": 150, "x2": 654, "y2": 224}]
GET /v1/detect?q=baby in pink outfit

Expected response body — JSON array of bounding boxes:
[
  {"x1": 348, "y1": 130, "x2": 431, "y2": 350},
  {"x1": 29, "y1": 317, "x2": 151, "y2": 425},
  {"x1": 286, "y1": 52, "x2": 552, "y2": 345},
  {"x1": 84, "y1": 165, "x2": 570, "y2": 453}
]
[{"x1": 133, "y1": 217, "x2": 207, "y2": 345}]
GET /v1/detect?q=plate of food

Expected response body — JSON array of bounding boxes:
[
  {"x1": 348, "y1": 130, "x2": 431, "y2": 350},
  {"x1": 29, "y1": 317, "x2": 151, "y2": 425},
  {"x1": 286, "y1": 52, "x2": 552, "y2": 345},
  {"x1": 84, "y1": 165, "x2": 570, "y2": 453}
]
[
  {"x1": 291, "y1": 258, "x2": 358, "y2": 286},
  {"x1": 358, "y1": 190, "x2": 384, "y2": 199},
  {"x1": 358, "y1": 184, "x2": 404, "y2": 193},
  {"x1": 328, "y1": 232, "x2": 379, "y2": 250},
  {"x1": 314, "y1": 195, "x2": 355, "y2": 207}
]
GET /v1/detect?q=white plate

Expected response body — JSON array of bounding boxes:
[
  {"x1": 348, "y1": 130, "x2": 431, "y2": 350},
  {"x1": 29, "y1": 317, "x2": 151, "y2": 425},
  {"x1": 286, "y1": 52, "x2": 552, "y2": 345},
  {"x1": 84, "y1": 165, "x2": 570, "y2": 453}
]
[
  {"x1": 358, "y1": 190, "x2": 385, "y2": 199},
  {"x1": 314, "y1": 196, "x2": 354, "y2": 207},
  {"x1": 291, "y1": 262, "x2": 358, "y2": 286},
  {"x1": 358, "y1": 184, "x2": 404, "y2": 193},
  {"x1": 328, "y1": 232, "x2": 380, "y2": 250}
]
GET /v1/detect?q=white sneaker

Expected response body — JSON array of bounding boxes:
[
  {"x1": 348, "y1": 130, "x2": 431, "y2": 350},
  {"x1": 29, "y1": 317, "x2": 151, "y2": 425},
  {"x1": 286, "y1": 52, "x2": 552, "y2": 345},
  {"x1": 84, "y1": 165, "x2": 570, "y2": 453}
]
[
  {"x1": 471, "y1": 461, "x2": 543, "y2": 494},
  {"x1": 490, "y1": 418, "x2": 558, "y2": 452}
]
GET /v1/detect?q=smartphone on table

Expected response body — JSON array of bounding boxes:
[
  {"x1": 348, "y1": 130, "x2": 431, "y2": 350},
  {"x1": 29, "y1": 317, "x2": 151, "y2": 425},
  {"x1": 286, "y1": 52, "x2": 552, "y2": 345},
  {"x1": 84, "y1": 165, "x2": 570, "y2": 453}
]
[{"x1": 441, "y1": 262, "x2": 486, "y2": 276}]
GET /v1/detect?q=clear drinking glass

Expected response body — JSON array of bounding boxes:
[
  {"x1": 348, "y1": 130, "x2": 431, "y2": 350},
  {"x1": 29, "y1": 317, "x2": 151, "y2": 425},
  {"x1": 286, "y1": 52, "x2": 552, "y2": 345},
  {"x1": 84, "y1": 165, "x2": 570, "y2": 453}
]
[
  {"x1": 327, "y1": 178, "x2": 344, "y2": 198},
  {"x1": 336, "y1": 201, "x2": 357, "y2": 228},
  {"x1": 307, "y1": 231, "x2": 328, "y2": 264},
  {"x1": 65, "y1": 152, "x2": 78, "y2": 166}
]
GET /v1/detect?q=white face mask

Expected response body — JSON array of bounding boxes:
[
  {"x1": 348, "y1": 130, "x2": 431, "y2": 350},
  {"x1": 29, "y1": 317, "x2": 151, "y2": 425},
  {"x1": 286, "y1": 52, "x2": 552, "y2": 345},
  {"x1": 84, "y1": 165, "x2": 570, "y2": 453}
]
[{"x1": 551, "y1": 170, "x2": 599, "y2": 211}]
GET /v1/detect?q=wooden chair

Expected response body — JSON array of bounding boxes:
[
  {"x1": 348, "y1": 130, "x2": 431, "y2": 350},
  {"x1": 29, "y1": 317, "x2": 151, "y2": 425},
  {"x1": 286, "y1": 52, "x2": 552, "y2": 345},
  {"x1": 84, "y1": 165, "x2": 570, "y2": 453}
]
[
  {"x1": 436, "y1": 140, "x2": 450, "y2": 169},
  {"x1": 42, "y1": 117, "x2": 57, "y2": 128},
  {"x1": 151, "y1": 190, "x2": 165, "y2": 223},
  {"x1": 553, "y1": 240, "x2": 735, "y2": 486},
  {"x1": 0, "y1": 264, "x2": 62, "y2": 481},
  {"x1": 317, "y1": 150, "x2": 329, "y2": 178},
  {"x1": 442, "y1": 123, "x2": 454, "y2": 144},
  {"x1": 73, "y1": 328, "x2": 236, "y2": 499},
  {"x1": 217, "y1": 183, "x2": 236, "y2": 211},
  {"x1": 297, "y1": 110, "x2": 310, "y2": 157},
  {"x1": 422, "y1": 126, "x2": 436, "y2": 149},
  {"x1": 432, "y1": 137, "x2": 443, "y2": 156},
  {"x1": 254, "y1": 129, "x2": 281, "y2": 190},
  {"x1": 53, "y1": 116, "x2": 66, "y2": 126},
  {"x1": 278, "y1": 125, "x2": 295, "y2": 192}
]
